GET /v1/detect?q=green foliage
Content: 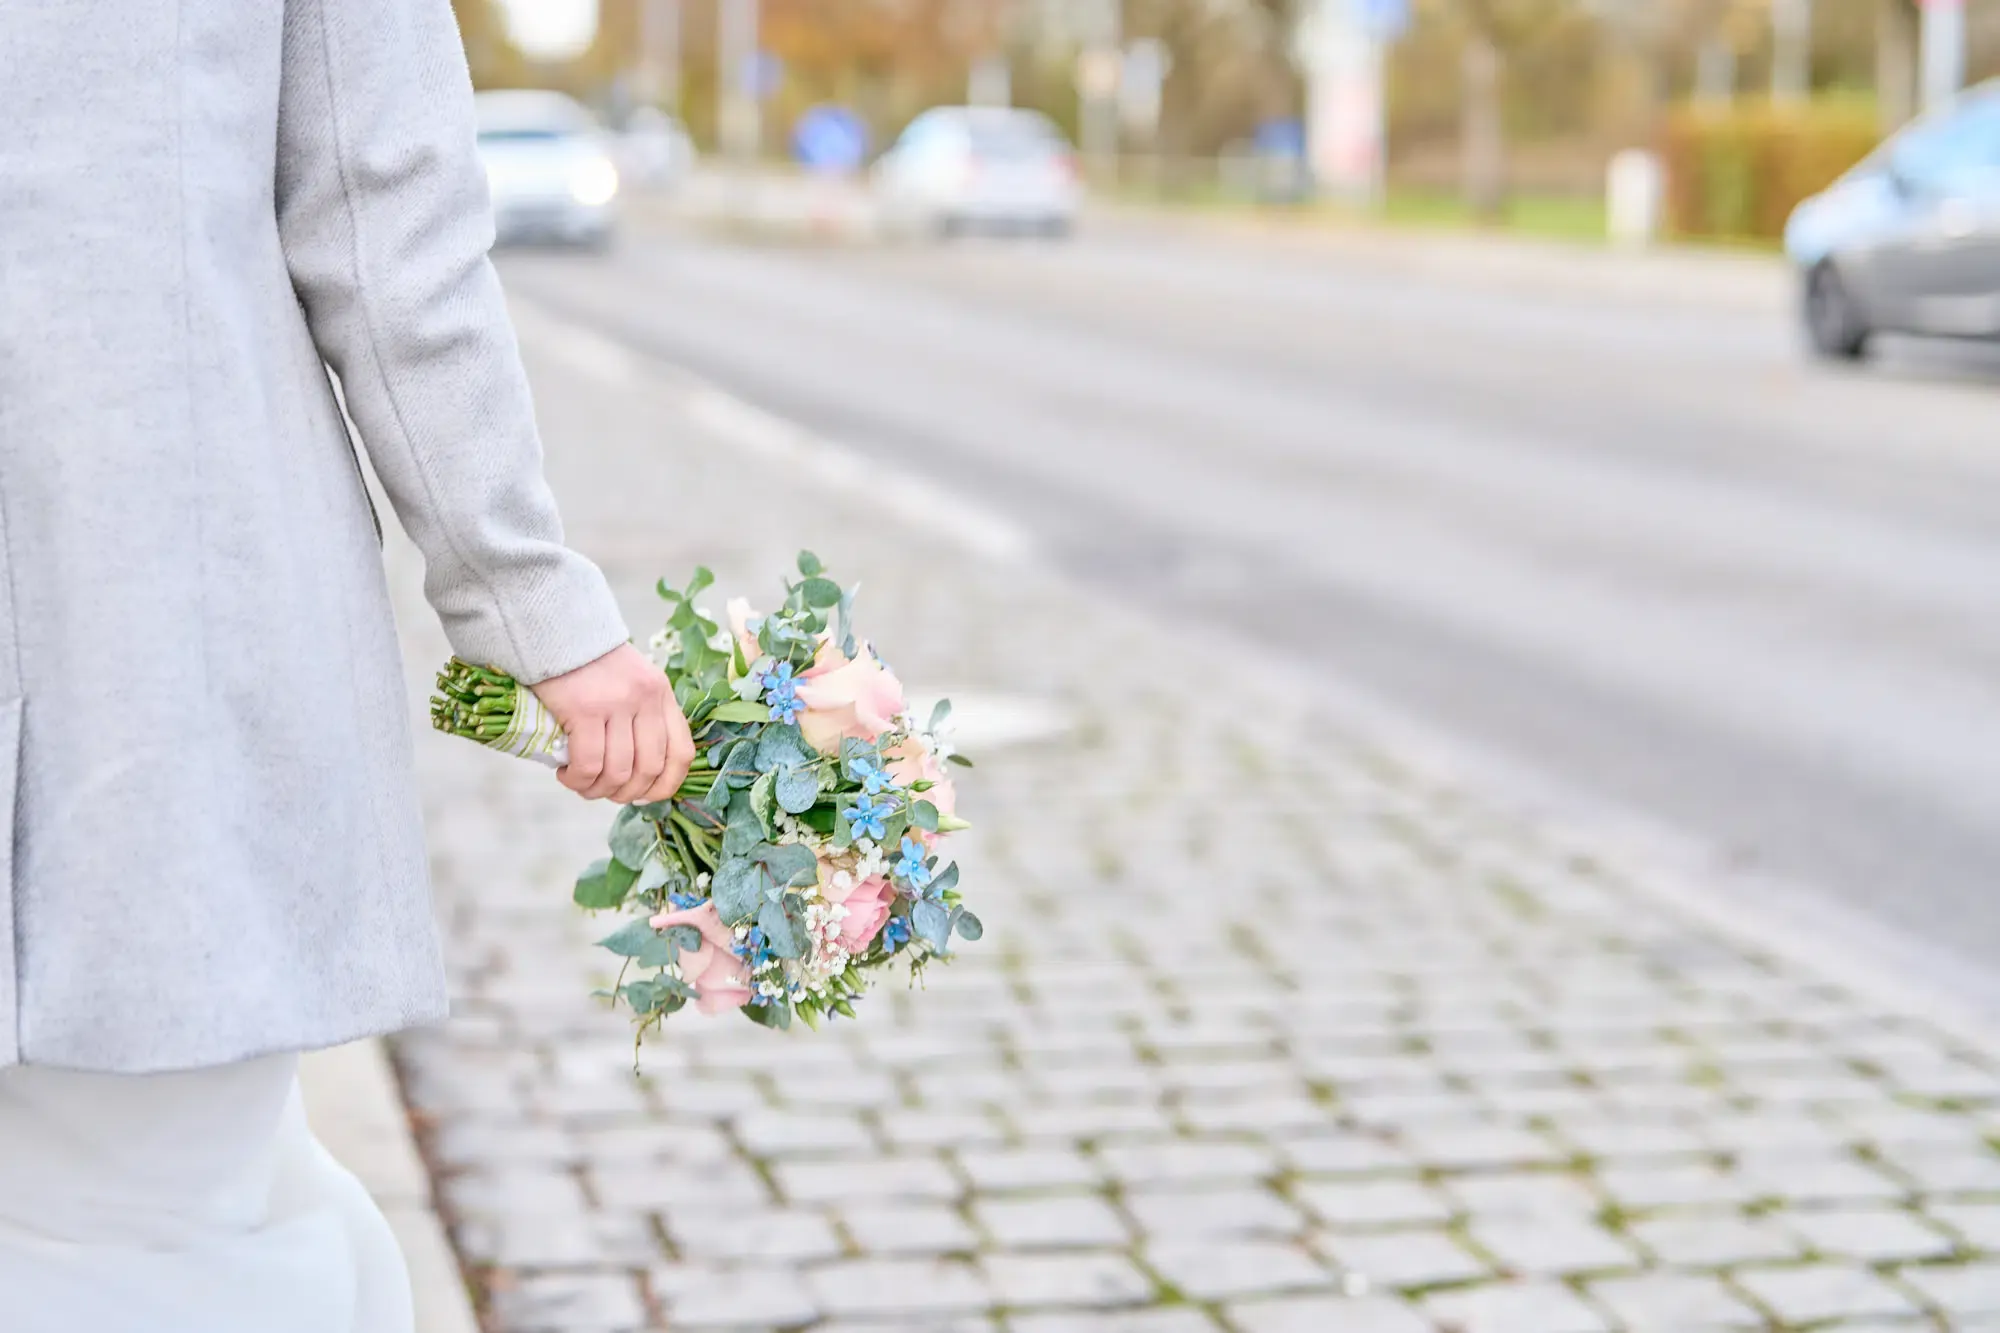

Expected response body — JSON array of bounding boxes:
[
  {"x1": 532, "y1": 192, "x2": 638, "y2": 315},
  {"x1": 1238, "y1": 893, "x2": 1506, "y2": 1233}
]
[{"x1": 1662, "y1": 101, "x2": 1882, "y2": 242}]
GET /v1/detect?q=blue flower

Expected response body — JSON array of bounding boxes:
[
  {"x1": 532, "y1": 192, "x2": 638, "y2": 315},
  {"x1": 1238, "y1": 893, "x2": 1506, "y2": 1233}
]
[
  {"x1": 844, "y1": 796, "x2": 891, "y2": 842},
  {"x1": 761, "y1": 662, "x2": 805, "y2": 724},
  {"x1": 882, "y1": 916, "x2": 912, "y2": 953},
  {"x1": 893, "y1": 837, "x2": 934, "y2": 890},
  {"x1": 852, "y1": 755, "x2": 897, "y2": 796},
  {"x1": 668, "y1": 892, "x2": 703, "y2": 911}
]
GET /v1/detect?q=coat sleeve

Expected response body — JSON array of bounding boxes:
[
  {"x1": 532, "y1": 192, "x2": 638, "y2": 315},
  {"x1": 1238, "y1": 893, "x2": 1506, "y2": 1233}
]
[{"x1": 273, "y1": 0, "x2": 629, "y2": 685}]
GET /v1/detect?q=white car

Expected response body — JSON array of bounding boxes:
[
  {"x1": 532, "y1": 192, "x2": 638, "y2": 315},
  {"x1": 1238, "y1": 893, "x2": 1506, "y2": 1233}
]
[
  {"x1": 474, "y1": 90, "x2": 621, "y2": 248},
  {"x1": 875, "y1": 107, "x2": 1082, "y2": 239}
]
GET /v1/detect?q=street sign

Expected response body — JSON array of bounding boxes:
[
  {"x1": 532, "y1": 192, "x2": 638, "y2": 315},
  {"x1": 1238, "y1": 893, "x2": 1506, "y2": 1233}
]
[
  {"x1": 1351, "y1": 0, "x2": 1410, "y2": 42},
  {"x1": 1120, "y1": 38, "x2": 1172, "y2": 135},
  {"x1": 792, "y1": 105, "x2": 869, "y2": 175}
]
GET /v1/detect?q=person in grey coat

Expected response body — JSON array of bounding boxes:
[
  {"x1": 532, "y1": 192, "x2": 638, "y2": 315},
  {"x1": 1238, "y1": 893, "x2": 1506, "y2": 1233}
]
[{"x1": 0, "y1": 0, "x2": 692, "y2": 1327}]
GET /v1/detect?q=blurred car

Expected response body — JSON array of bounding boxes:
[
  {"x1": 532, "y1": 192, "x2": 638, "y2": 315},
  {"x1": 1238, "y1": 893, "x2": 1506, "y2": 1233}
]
[
  {"x1": 474, "y1": 90, "x2": 620, "y2": 248},
  {"x1": 874, "y1": 107, "x2": 1082, "y2": 239},
  {"x1": 1786, "y1": 81, "x2": 2000, "y2": 360},
  {"x1": 618, "y1": 106, "x2": 697, "y2": 191}
]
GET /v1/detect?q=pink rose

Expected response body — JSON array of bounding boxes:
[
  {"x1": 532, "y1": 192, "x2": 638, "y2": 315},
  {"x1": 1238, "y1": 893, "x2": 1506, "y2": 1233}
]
[
  {"x1": 835, "y1": 876, "x2": 896, "y2": 953},
  {"x1": 793, "y1": 640, "x2": 907, "y2": 755},
  {"x1": 725, "y1": 598, "x2": 763, "y2": 668},
  {"x1": 887, "y1": 740, "x2": 957, "y2": 819},
  {"x1": 646, "y1": 902, "x2": 753, "y2": 1014}
]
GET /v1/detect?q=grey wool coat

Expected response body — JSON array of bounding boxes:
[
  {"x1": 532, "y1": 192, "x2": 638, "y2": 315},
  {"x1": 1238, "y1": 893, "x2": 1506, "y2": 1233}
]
[{"x1": 0, "y1": 0, "x2": 628, "y2": 1072}]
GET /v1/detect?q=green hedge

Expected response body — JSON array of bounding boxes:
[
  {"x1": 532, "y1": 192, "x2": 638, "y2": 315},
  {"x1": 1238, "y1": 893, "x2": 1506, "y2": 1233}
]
[{"x1": 1661, "y1": 102, "x2": 1883, "y2": 242}]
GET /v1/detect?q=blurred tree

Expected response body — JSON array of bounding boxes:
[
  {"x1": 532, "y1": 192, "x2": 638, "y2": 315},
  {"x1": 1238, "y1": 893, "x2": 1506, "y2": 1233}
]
[
  {"x1": 1445, "y1": 0, "x2": 1574, "y2": 220},
  {"x1": 1877, "y1": 0, "x2": 1917, "y2": 129},
  {"x1": 452, "y1": 0, "x2": 531, "y2": 88}
]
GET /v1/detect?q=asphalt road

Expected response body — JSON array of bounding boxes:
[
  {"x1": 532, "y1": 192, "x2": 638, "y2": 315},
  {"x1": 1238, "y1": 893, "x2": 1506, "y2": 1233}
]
[{"x1": 498, "y1": 218, "x2": 2000, "y2": 999}]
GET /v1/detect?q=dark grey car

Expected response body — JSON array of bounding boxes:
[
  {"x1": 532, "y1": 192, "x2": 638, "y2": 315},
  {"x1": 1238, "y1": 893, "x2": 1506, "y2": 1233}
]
[{"x1": 1786, "y1": 84, "x2": 2000, "y2": 360}]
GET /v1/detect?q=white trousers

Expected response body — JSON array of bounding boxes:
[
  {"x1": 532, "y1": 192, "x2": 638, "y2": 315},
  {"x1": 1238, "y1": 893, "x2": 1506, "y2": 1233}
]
[{"x1": 0, "y1": 1053, "x2": 413, "y2": 1333}]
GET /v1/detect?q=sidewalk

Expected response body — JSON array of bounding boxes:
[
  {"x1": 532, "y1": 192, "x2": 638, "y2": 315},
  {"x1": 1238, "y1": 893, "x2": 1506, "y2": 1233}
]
[{"x1": 380, "y1": 303, "x2": 2000, "y2": 1333}]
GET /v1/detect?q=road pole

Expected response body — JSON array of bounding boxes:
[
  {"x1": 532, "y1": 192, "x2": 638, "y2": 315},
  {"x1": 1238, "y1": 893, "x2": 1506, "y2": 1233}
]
[
  {"x1": 638, "y1": 0, "x2": 682, "y2": 115},
  {"x1": 1771, "y1": 0, "x2": 1811, "y2": 105},
  {"x1": 719, "y1": 0, "x2": 761, "y2": 163},
  {"x1": 1921, "y1": 0, "x2": 1967, "y2": 112},
  {"x1": 1079, "y1": 0, "x2": 1122, "y2": 187}
]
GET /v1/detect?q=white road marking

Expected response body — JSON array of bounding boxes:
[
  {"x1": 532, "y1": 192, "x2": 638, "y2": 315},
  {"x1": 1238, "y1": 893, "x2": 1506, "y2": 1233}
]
[{"x1": 513, "y1": 296, "x2": 1038, "y2": 567}]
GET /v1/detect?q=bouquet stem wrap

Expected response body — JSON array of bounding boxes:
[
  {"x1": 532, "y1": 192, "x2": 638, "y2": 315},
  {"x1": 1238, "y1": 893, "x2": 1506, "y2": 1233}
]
[{"x1": 431, "y1": 659, "x2": 569, "y2": 769}]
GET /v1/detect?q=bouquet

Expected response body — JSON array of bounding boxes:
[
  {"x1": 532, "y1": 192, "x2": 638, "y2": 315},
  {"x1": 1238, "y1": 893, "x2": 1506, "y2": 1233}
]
[{"x1": 430, "y1": 553, "x2": 978, "y2": 1042}]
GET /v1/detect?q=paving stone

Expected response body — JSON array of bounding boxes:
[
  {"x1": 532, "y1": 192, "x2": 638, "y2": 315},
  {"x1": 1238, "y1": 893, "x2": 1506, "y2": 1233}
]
[
  {"x1": 807, "y1": 1257, "x2": 991, "y2": 1318},
  {"x1": 593, "y1": 1160, "x2": 771, "y2": 1210},
  {"x1": 1624, "y1": 1213, "x2": 1804, "y2": 1268},
  {"x1": 841, "y1": 1203, "x2": 982, "y2": 1256},
  {"x1": 1320, "y1": 1229, "x2": 1492, "y2": 1289},
  {"x1": 1897, "y1": 1259, "x2": 2000, "y2": 1317},
  {"x1": 1546, "y1": 1113, "x2": 1710, "y2": 1162},
  {"x1": 1228, "y1": 1293, "x2": 1432, "y2": 1333},
  {"x1": 1142, "y1": 1239, "x2": 1332, "y2": 1302},
  {"x1": 1599, "y1": 1162, "x2": 1759, "y2": 1211},
  {"x1": 1422, "y1": 1279, "x2": 1612, "y2": 1333},
  {"x1": 1399, "y1": 1122, "x2": 1569, "y2": 1172},
  {"x1": 1874, "y1": 1143, "x2": 2000, "y2": 1196},
  {"x1": 1121, "y1": 1186, "x2": 1304, "y2": 1238},
  {"x1": 664, "y1": 1208, "x2": 846, "y2": 1262},
  {"x1": 651, "y1": 1263, "x2": 821, "y2": 1328},
  {"x1": 1294, "y1": 1178, "x2": 1457, "y2": 1229},
  {"x1": 982, "y1": 1252, "x2": 1155, "y2": 1309},
  {"x1": 1446, "y1": 1171, "x2": 1603, "y2": 1220},
  {"x1": 1281, "y1": 1134, "x2": 1416, "y2": 1177},
  {"x1": 1588, "y1": 1271, "x2": 1763, "y2": 1329},
  {"x1": 1730, "y1": 1264, "x2": 1921, "y2": 1324},
  {"x1": 1731, "y1": 1150, "x2": 1909, "y2": 1205},
  {"x1": 1094, "y1": 1141, "x2": 1280, "y2": 1188},
  {"x1": 778, "y1": 1155, "x2": 965, "y2": 1204},
  {"x1": 487, "y1": 1272, "x2": 650, "y2": 1333},
  {"x1": 878, "y1": 1109, "x2": 1012, "y2": 1151},
  {"x1": 1926, "y1": 1202, "x2": 2000, "y2": 1250},
  {"x1": 1466, "y1": 1218, "x2": 1640, "y2": 1277},
  {"x1": 958, "y1": 1147, "x2": 1102, "y2": 1193},
  {"x1": 975, "y1": 1194, "x2": 1132, "y2": 1249},
  {"x1": 733, "y1": 1108, "x2": 878, "y2": 1156},
  {"x1": 1777, "y1": 1206, "x2": 1956, "y2": 1262},
  {"x1": 1007, "y1": 1311, "x2": 1223, "y2": 1333}
]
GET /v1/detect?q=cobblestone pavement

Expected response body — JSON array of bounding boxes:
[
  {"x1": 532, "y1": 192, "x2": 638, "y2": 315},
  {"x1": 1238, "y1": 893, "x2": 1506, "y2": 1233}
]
[{"x1": 387, "y1": 311, "x2": 2000, "y2": 1333}]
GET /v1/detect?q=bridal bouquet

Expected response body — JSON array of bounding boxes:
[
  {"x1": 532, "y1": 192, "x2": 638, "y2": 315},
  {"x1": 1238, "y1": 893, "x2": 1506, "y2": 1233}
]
[{"x1": 430, "y1": 553, "x2": 977, "y2": 1040}]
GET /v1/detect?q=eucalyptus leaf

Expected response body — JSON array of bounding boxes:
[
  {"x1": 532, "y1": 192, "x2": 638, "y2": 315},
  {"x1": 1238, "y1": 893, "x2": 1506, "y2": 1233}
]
[
  {"x1": 709, "y1": 699, "x2": 769, "y2": 725},
  {"x1": 686, "y1": 566, "x2": 715, "y2": 598},
  {"x1": 911, "y1": 800, "x2": 940, "y2": 834},
  {"x1": 744, "y1": 997, "x2": 793, "y2": 1031},
  {"x1": 929, "y1": 698, "x2": 953, "y2": 732},
  {"x1": 711, "y1": 857, "x2": 765, "y2": 926},
  {"x1": 667, "y1": 925, "x2": 704, "y2": 953},
  {"x1": 754, "y1": 841, "x2": 819, "y2": 888},
  {"x1": 800, "y1": 577, "x2": 841, "y2": 609},
  {"x1": 724, "y1": 790, "x2": 764, "y2": 857},
  {"x1": 634, "y1": 934, "x2": 679, "y2": 969},
  {"x1": 573, "y1": 858, "x2": 622, "y2": 911},
  {"x1": 775, "y1": 763, "x2": 821, "y2": 814},
  {"x1": 622, "y1": 979, "x2": 657, "y2": 1012},
  {"x1": 928, "y1": 862, "x2": 961, "y2": 896},
  {"x1": 797, "y1": 549, "x2": 823, "y2": 577},
  {"x1": 911, "y1": 899, "x2": 952, "y2": 951},
  {"x1": 759, "y1": 898, "x2": 804, "y2": 960},
  {"x1": 597, "y1": 919, "x2": 659, "y2": 958},
  {"x1": 720, "y1": 740, "x2": 759, "y2": 788},
  {"x1": 953, "y1": 909, "x2": 985, "y2": 942},
  {"x1": 608, "y1": 806, "x2": 658, "y2": 871},
  {"x1": 756, "y1": 725, "x2": 814, "y2": 772},
  {"x1": 635, "y1": 858, "x2": 673, "y2": 896},
  {"x1": 947, "y1": 754, "x2": 974, "y2": 768},
  {"x1": 749, "y1": 771, "x2": 781, "y2": 840}
]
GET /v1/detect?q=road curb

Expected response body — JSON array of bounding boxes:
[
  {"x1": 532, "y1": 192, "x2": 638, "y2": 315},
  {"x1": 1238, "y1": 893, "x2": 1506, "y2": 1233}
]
[{"x1": 301, "y1": 1041, "x2": 481, "y2": 1333}]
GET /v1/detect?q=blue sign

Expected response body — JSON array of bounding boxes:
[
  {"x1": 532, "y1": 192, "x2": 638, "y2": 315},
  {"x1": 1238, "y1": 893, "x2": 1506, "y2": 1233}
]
[
  {"x1": 1352, "y1": 0, "x2": 1410, "y2": 40},
  {"x1": 792, "y1": 105, "x2": 870, "y2": 175},
  {"x1": 1254, "y1": 118, "x2": 1306, "y2": 159}
]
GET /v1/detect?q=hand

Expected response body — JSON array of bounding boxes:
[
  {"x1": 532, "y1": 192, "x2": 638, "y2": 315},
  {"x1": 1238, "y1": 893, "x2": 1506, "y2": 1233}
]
[{"x1": 529, "y1": 645, "x2": 694, "y2": 804}]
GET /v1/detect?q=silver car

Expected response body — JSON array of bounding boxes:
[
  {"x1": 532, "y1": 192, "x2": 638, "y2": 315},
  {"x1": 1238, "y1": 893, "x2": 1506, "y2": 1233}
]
[
  {"x1": 474, "y1": 91, "x2": 621, "y2": 248},
  {"x1": 874, "y1": 108, "x2": 1083, "y2": 239},
  {"x1": 1787, "y1": 83, "x2": 2000, "y2": 360}
]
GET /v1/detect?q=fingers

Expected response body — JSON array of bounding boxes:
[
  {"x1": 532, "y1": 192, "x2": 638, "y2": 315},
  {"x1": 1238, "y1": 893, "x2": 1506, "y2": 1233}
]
[
  {"x1": 645, "y1": 694, "x2": 696, "y2": 804},
  {"x1": 587, "y1": 710, "x2": 637, "y2": 802},
  {"x1": 559, "y1": 716, "x2": 609, "y2": 796},
  {"x1": 617, "y1": 695, "x2": 670, "y2": 806}
]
